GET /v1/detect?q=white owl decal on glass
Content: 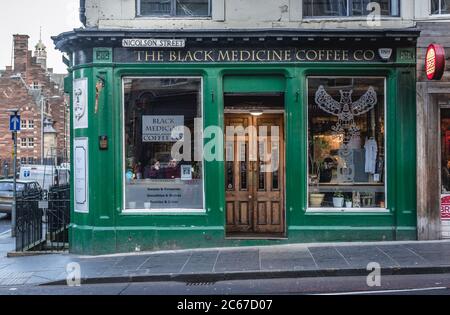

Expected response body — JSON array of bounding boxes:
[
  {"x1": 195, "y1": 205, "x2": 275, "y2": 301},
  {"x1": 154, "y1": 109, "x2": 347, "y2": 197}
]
[{"x1": 315, "y1": 85, "x2": 378, "y2": 182}]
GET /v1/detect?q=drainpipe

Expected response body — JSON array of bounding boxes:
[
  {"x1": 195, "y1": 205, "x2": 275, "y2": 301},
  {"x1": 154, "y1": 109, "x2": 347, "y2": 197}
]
[{"x1": 79, "y1": 0, "x2": 86, "y2": 26}]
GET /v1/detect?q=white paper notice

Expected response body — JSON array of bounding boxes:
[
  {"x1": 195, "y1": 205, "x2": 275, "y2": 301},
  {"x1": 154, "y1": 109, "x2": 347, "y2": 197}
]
[
  {"x1": 142, "y1": 116, "x2": 184, "y2": 142},
  {"x1": 74, "y1": 138, "x2": 89, "y2": 213},
  {"x1": 181, "y1": 165, "x2": 193, "y2": 181},
  {"x1": 73, "y1": 78, "x2": 88, "y2": 129}
]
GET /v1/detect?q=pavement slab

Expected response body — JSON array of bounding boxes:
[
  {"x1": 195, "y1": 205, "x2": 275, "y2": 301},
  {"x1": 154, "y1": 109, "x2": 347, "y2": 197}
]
[
  {"x1": 214, "y1": 249, "x2": 260, "y2": 272},
  {"x1": 378, "y1": 245, "x2": 432, "y2": 267},
  {"x1": 260, "y1": 247, "x2": 317, "y2": 271},
  {"x1": 138, "y1": 252, "x2": 192, "y2": 274},
  {"x1": 180, "y1": 250, "x2": 219, "y2": 274},
  {"x1": 108, "y1": 254, "x2": 152, "y2": 270},
  {"x1": 335, "y1": 245, "x2": 399, "y2": 268},
  {"x1": 1, "y1": 238, "x2": 450, "y2": 287},
  {"x1": 308, "y1": 246, "x2": 352, "y2": 269}
]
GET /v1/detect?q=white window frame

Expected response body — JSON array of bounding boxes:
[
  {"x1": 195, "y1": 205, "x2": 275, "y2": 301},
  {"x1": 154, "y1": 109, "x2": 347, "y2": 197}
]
[
  {"x1": 137, "y1": 0, "x2": 211, "y2": 17},
  {"x1": 303, "y1": 0, "x2": 401, "y2": 19},
  {"x1": 21, "y1": 138, "x2": 27, "y2": 148},
  {"x1": 430, "y1": 0, "x2": 450, "y2": 15},
  {"x1": 306, "y1": 76, "x2": 389, "y2": 213},
  {"x1": 121, "y1": 76, "x2": 206, "y2": 215},
  {"x1": 27, "y1": 137, "x2": 35, "y2": 148},
  {"x1": 31, "y1": 81, "x2": 40, "y2": 90},
  {"x1": 28, "y1": 120, "x2": 34, "y2": 129},
  {"x1": 21, "y1": 119, "x2": 27, "y2": 130}
]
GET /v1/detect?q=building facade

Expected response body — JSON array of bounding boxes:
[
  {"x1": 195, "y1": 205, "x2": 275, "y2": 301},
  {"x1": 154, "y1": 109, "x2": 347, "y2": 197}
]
[
  {"x1": 55, "y1": 0, "x2": 423, "y2": 254},
  {"x1": 0, "y1": 35, "x2": 69, "y2": 172},
  {"x1": 415, "y1": 1, "x2": 450, "y2": 240}
]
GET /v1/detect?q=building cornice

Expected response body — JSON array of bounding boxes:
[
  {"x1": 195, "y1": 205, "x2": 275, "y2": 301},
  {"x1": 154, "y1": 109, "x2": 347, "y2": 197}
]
[{"x1": 53, "y1": 27, "x2": 421, "y2": 53}]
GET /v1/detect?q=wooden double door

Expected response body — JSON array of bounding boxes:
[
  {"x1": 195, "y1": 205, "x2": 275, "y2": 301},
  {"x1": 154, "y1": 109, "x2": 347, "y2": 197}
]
[{"x1": 225, "y1": 114, "x2": 285, "y2": 236}]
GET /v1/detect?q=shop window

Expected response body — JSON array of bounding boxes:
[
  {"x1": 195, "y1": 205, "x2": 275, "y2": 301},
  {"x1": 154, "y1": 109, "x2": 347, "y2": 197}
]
[
  {"x1": 27, "y1": 157, "x2": 34, "y2": 165},
  {"x1": 307, "y1": 77, "x2": 386, "y2": 210},
  {"x1": 303, "y1": 0, "x2": 400, "y2": 17},
  {"x1": 138, "y1": 0, "x2": 210, "y2": 17},
  {"x1": 20, "y1": 157, "x2": 27, "y2": 165},
  {"x1": 431, "y1": 0, "x2": 450, "y2": 14},
  {"x1": 123, "y1": 77, "x2": 204, "y2": 212}
]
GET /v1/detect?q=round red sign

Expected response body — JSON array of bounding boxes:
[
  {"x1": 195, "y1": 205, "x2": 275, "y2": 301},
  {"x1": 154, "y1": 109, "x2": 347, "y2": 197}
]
[{"x1": 426, "y1": 44, "x2": 446, "y2": 81}]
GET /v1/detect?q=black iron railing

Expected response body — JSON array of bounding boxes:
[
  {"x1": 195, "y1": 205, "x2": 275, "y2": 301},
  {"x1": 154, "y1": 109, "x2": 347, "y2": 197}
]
[
  {"x1": 15, "y1": 199, "x2": 42, "y2": 252},
  {"x1": 15, "y1": 185, "x2": 70, "y2": 252}
]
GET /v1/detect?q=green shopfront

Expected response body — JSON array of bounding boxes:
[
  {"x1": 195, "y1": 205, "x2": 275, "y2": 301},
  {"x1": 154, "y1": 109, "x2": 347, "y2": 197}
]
[{"x1": 54, "y1": 29, "x2": 419, "y2": 255}]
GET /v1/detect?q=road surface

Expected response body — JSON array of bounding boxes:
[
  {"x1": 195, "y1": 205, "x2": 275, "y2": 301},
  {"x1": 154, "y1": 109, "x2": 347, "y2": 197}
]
[{"x1": 1, "y1": 273, "x2": 450, "y2": 295}]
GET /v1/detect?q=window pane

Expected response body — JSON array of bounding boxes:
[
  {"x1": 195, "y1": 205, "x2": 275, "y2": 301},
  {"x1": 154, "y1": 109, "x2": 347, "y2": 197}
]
[
  {"x1": 303, "y1": 0, "x2": 348, "y2": 16},
  {"x1": 124, "y1": 78, "x2": 203, "y2": 211},
  {"x1": 140, "y1": 0, "x2": 172, "y2": 15},
  {"x1": 442, "y1": 0, "x2": 450, "y2": 14},
  {"x1": 308, "y1": 77, "x2": 386, "y2": 209},
  {"x1": 441, "y1": 109, "x2": 450, "y2": 193},
  {"x1": 431, "y1": 0, "x2": 440, "y2": 14},
  {"x1": 176, "y1": 0, "x2": 209, "y2": 16},
  {"x1": 304, "y1": 0, "x2": 399, "y2": 17}
]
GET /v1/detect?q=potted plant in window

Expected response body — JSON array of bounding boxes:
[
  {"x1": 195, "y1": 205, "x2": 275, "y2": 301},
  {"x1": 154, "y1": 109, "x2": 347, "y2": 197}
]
[
  {"x1": 333, "y1": 192, "x2": 345, "y2": 208},
  {"x1": 345, "y1": 197, "x2": 353, "y2": 208}
]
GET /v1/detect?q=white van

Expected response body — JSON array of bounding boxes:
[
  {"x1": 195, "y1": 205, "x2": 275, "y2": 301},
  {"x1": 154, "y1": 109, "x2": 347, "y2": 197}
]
[{"x1": 19, "y1": 165, "x2": 70, "y2": 191}]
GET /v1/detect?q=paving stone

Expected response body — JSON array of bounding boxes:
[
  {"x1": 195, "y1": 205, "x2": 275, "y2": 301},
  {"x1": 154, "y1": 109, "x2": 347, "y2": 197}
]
[
  {"x1": 214, "y1": 250, "x2": 260, "y2": 272},
  {"x1": 260, "y1": 248, "x2": 317, "y2": 271},
  {"x1": 412, "y1": 253, "x2": 450, "y2": 266},
  {"x1": 308, "y1": 247, "x2": 351, "y2": 269},
  {"x1": 335, "y1": 246, "x2": 399, "y2": 268},
  {"x1": 0, "y1": 270, "x2": 33, "y2": 279},
  {"x1": 0, "y1": 277, "x2": 30, "y2": 286},
  {"x1": 404, "y1": 243, "x2": 450, "y2": 255},
  {"x1": 108, "y1": 255, "x2": 153, "y2": 270},
  {"x1": 139, "y1": 253, "x2": 191, "y2": 274},
  {"x1": 25, "y1": 276, "x2": 50, "y2": 285},
  {"x1": 32, "y1": 269, "x2": 67, "y2": 281},
  {"x1": 181, "y1": 251, "x2": 219, "y2": 274},
  {"x1": 376, "y1": 245, "x2": 431, "y2": 267}
]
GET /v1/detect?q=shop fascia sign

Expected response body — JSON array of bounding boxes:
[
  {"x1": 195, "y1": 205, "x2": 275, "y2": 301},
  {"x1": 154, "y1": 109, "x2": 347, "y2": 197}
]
[
  {"x1": 122, "y1": 38, "x2": 185, "y2": 48},
  {"x1": 115, "y1": 47, "x2": 396, "y2": 63},
  {"x1": 426, "y1": 43, "x2": 446, "y2": 81}
]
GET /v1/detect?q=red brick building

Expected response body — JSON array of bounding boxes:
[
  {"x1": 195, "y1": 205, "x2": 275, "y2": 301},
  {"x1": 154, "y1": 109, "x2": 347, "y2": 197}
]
[{"x1": 0, "y1": 34, "x2": 69, "y2": 175}]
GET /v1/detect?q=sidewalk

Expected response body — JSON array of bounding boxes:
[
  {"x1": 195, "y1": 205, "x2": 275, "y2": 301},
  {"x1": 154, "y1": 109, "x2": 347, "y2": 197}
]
[{"x1": 1, "y1": 233, "x2": 450, "y2": 287}]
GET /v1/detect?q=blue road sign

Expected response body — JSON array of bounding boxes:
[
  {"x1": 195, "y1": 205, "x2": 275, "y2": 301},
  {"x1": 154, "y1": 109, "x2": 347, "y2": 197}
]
[{"x1": 9, "y1": 115, "x2": 21, "y2": 132}]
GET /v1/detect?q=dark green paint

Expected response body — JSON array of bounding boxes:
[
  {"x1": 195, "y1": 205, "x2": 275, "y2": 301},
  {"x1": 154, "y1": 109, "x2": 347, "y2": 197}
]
[{"x1": 68, "y1": 56, "x2": 417, "y2": 255}]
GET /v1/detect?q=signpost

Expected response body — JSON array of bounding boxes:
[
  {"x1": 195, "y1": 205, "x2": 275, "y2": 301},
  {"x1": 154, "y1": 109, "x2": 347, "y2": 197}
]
[{"x1": 8, "y1": 110, "x2": 20, "y2": 237}]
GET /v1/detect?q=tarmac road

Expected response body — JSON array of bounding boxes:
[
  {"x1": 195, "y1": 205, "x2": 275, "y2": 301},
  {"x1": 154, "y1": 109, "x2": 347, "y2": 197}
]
[{"x1": 1, "y1": 273, "x2": 450, "y2": 295}]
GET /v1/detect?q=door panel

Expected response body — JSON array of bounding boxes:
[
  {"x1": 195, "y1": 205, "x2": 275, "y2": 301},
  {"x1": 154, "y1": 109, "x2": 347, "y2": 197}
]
[{"x1": 225, "y1": 114, "x2": 285, "y2": 236}]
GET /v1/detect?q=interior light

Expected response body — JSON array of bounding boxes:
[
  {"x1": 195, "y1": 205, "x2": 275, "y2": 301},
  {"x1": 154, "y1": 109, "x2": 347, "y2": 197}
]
[{"x1": 250, "y1": 110, "x2": 263, "y2": 116}]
